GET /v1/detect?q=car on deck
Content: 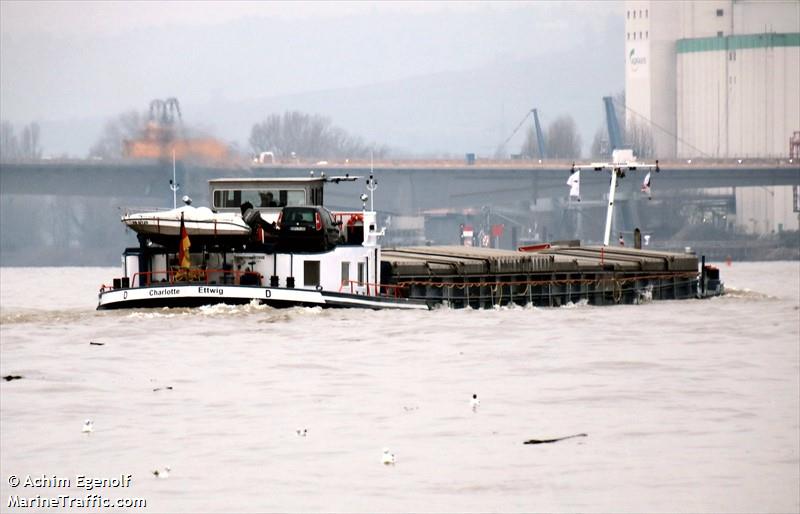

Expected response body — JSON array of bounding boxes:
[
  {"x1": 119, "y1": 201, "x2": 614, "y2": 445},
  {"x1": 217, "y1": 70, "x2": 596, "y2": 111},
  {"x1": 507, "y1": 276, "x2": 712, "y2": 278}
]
[{"x1": 277, "y1": 206, "x2": 342, "y2": 252}]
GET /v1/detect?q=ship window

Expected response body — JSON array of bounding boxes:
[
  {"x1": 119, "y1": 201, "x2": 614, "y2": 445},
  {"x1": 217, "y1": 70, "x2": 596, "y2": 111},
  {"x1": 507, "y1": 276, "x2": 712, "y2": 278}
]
[
  {"x1": 304, "y1": 260, "x2": 320, "y2": 287},
  {"x1": 258, "y1": 190, "x2": 279, "y2": 207},
  {"x1": 283, "y1": 190, "x2": 306, "y2": 206},
  {"x1": 341, "y1": 262, "x2": 350, "y2": 286},
  {"x1": 214, "y1": 190, "x2": 241, "y2": 209},
  {"x1": 357, "y1": 262, "x2": 365, "y2": 285},
  {"x1": 211, "y1": 188, "x2": 306, "y2": 208},
  {"x1": 716, "y1": 8, "x2": 723, "y2": 16}
]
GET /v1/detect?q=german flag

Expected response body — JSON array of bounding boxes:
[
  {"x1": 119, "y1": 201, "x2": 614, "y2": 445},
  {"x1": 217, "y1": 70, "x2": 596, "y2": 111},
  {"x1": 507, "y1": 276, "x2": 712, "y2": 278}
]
[{"x1": 178, "y1": 212, "x2": 191, "y2": 268}]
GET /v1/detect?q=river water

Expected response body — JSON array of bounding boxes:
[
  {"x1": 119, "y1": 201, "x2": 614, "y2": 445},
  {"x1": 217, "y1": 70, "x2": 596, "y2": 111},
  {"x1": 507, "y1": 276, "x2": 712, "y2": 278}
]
[{"x1": 1, "y1": 262, "x2": 798, "y2": 513}]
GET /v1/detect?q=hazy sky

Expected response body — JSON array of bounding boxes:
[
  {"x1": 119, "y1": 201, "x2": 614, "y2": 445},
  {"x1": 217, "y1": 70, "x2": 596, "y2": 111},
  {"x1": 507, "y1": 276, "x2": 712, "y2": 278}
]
[{"x1": 0, "y1": 1, "x2": 623, "y2": 155}]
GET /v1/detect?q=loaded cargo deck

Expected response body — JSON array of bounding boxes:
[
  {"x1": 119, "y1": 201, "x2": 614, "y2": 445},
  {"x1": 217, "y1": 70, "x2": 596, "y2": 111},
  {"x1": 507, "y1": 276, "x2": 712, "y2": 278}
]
[{"x1": 380, "y1": 243, "x2": 721, "y2": 308}]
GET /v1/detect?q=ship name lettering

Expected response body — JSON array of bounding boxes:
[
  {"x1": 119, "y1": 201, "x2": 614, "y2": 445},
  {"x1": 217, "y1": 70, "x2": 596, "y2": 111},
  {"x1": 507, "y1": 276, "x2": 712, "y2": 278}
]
[{"x1": 148, "y1": 288, "x2": 180, "y2": 297}]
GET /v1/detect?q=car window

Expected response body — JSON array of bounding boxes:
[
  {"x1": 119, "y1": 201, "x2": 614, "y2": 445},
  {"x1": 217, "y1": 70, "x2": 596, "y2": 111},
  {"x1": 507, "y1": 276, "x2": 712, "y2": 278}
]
[{"x1": 286, "y1": 209, "x2": 314, "y2": 224}]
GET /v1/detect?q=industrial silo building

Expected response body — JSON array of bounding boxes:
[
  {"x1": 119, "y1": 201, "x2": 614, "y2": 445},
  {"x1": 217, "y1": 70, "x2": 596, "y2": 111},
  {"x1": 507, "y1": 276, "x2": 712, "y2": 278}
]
[{"x1": 625, "y1": 0, "x2": 800, "y2": 159}]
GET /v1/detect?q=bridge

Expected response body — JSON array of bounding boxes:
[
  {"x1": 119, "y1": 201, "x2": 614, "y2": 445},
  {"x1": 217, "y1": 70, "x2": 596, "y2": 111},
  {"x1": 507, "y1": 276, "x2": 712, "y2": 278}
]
[{"x1": 0, "y1": 159, "x2": 798, "y2": 265}]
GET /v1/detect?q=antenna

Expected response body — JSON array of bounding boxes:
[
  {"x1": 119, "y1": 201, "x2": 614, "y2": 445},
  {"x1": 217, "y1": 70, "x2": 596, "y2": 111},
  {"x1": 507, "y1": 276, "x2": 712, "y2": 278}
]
[
  {"x1": 366, "y1": 150, "x2": 377, "y2": 211},
  {"x1": 169, "y1": 148, "x2": 179, "y2": 209}
]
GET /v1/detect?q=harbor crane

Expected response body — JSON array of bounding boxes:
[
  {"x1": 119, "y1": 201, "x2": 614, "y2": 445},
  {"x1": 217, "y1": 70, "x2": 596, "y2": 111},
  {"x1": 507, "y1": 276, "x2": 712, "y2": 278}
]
[{"x1": 503, "y1": 108, "x2": 547, "y2": 159}]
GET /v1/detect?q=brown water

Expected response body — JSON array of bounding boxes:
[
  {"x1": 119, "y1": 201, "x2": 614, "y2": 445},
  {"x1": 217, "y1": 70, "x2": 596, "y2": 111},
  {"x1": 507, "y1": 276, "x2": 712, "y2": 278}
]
[{"x1": 1, "y1": 262, "x2": 798, "y2": 513}]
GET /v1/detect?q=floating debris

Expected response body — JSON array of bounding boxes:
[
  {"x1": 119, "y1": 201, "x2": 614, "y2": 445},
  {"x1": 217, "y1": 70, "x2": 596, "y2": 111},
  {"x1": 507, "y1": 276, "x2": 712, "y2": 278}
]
[
  {"x1": 152, "y1": 386, "x2": 173, "y2": 392},
  {"x1": 82, "y1": 419, "x2": 94, "y2": 433},
  {"x1": 2, "y1": 375, "x2": 23, "y2": 382},
  {"x1": 89, "y1": 341, "x2": 105, "y2": 346},
  {"x1": 152, "y1": 467, "x2": 171, "y2": 478},
  {"x1": 523, "y1": 433, "x2": 587, "y2": 445}
]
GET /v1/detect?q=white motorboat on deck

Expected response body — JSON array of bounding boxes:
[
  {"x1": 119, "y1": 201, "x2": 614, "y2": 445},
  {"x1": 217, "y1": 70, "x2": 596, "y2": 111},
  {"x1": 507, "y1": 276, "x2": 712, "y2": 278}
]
[{"x1": 122, "y1": 204, "x2": 251, "y2": 246}]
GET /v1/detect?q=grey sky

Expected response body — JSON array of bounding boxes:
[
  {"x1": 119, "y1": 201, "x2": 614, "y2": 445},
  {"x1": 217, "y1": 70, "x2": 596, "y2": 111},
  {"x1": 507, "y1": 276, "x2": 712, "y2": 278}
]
[{"x1": 1, "y1": 1, "x2": 623, "y2": 156}]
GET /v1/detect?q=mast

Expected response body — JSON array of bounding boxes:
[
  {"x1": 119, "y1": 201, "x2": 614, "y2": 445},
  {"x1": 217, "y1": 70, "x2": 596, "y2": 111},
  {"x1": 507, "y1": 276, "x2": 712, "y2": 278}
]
[
  {"x1": 571, "y1": 151, "x2": 659, "y2": 247},
  {"x1": 603, "y1": 168, "x2": 620, "y2": 246}
]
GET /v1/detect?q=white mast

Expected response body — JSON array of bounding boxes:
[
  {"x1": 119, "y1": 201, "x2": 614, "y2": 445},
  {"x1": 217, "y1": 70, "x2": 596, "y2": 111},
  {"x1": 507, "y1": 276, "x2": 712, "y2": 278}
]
[
  {"x1": 602, "y1": 168, "x2": 620, "y2": 246},
  {"x1": 571, "y1": 150, "x2": 659, "y2": 246},
  {"x1": 170, "y1": 148, "x2": 179, "y2": 209},
  {"x1": 367, "y1": 150, "x2": 376, "y2": 212}
]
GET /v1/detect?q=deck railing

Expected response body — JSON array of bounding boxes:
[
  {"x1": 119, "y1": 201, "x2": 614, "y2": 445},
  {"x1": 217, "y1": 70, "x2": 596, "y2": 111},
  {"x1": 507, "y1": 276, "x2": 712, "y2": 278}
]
[
  {"x1": 338, "y1": 279, "x2": 407, "y2": 298},
  {"x1": 128, "y1": 268, "x2": 263, "y2": 287}
]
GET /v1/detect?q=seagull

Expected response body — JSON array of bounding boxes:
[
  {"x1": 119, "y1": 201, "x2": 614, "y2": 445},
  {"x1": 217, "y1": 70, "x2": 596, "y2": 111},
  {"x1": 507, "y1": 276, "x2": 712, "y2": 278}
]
[
  {"x1": 381, "y1": 448, "x2": 396, "y2": 466},
  {"x1": 296, "y1": 428, "x2": 308, "y2": 437},
  {"x1": 152, "y1": 467, "x2": 171, "y2": 478},
  {"x1": 471, "y1": 394, "x2": 480, "y2": 412},
  {"x1": 82, "y1": 419, "x2": 94, "y2": 433}
]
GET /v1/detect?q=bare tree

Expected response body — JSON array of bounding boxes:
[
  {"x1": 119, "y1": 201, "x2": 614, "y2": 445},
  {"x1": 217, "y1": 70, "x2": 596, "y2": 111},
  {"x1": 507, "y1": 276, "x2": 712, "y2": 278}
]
[
  {"x1": 249, "y1": 111, "x2": 388, "y2": 160},
  {"x1": 1, "y1": 121, "x2": 42, "y2": 161},
  {"x1": 1, "y1": 121, "x2": 19, "y2": 161},
  {"x1": 89, "y1": 111, "x2": 145, "y2": 159},
  {"x1": 545, "y1": 115, "x2": 582, "y2": 159},
  {"x1": 19, "y1": 122, "x2": 42, "y2": 160},
  {"x1": 626, "y1": 118, "x2": 654, "y2": 158},
  {"x1": 520, "y1": 126, "x2": 545, "y2": 159},
  {"x1": 590, "y1": 127, "x2": 608, "y2": 159}
]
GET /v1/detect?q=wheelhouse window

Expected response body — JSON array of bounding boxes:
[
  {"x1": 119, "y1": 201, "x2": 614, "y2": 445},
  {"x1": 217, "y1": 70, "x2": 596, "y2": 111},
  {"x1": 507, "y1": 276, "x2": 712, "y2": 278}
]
[
  {"x1": 341, "y1": 262, "x2": 350, "y2": 286},
  {"x1": 213, "y1": 188, "x2": 306, "y2": 209}
]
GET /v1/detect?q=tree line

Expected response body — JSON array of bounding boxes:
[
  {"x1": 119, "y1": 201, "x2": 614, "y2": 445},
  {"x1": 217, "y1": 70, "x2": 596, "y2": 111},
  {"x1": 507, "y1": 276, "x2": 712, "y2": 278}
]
[
  {"x1": 248, "y1": 111, "x2": 388, "y2": 160},
  {"x1": 85, "y1": 109, "x2": 388, "y2": 161},
  {"x1": 0, "y1": 121, "x2": 42, "y2": 162},
  {"x1": 4, "y1": 93, "x2": 655, "y2": 162}
]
